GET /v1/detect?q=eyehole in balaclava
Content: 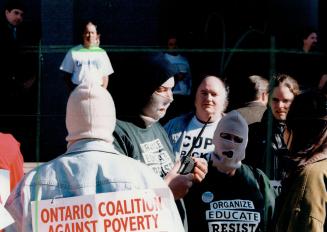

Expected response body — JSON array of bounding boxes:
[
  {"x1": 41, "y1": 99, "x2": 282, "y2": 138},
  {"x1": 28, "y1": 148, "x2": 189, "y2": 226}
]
[{"x1": 211, "y1": 110, "x2": 248, "y2": 174}]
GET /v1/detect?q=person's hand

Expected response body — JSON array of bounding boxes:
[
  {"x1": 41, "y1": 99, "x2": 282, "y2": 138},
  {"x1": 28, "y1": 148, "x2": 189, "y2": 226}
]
[
  {"x1": 164, "y1": 160, "x2": 194, "y2": 200},
  {"x1": 192, "y1": 157, "x2": 208, "y2": 183}
]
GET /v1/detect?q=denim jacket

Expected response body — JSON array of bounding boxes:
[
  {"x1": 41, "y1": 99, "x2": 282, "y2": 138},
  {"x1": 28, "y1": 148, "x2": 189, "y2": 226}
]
[{"x1": 5, "y1": 139, "x2": 184, "y2": 232}]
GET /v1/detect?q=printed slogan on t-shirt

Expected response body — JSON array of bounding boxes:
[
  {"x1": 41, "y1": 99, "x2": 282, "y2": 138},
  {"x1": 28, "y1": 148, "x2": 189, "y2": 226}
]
[
  {"x1": 206, "y1": 199, "x2": 260, "y2": 232},
  {"x1": 140, "y1": 139, "x2": 174, "y2": 177}
]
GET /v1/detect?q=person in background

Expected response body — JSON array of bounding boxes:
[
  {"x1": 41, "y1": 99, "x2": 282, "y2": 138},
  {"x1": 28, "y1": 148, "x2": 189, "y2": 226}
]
[
  {"x1": 281, "y1": 26, "x2": 326, "y2": 91},
  {"x1": 244, "y1": 74, "x2": 300, "y2": 192},
  {"x1": 165, "y1": 34, "x2": 192, "y2": 96},
  {"x1": 297, "y1": 27, "x2": 327, "y2": 90},
  {"x1": 0, "y1": 133, "x2": 24, "y2": 191},
  {"x1": 0, "y1": 0, "x2": 40, "y2": 162},
  {"x1": 163, "y1": 34, "x2": 193, "y2": 119},
  {"x1": 301, "y1": 27, "x2": 318, "y2": 53},
  {"x1": 112, "y1": 54, "x2": 207, "y2": 228},
  {"x1": 273, "y1": 90, "x2": 327, "y2": 231},
  {"x1": 184, "y1": 110, "x2": 276, "y2": 232},
  {"x1": 0, "y1": 0, "x2": 39, "y2": 113},
  {"x1": 60, "y1": 20, "x2": 114, "y2": 92},
  {"x1": 236, "y1": 75, "x2": 269, "y2": 125},
  {"x1": 164, "y1": 75, "x2": 228, "y2": 160},
  {"x1": 4, "y1": 82, "x2": 184, "y2": 232}
]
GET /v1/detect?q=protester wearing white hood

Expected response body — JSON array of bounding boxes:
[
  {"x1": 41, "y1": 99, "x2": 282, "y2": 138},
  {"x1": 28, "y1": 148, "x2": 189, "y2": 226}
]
[
  {"x1": 4, "y1": 82, "x2": 184, "y2": 232},
  {"x1": 184, "y1": 110, "x2": 276, "y2": 232}
]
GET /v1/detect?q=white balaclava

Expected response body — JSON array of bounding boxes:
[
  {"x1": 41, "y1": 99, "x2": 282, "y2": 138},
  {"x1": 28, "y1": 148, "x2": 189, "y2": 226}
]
[
  {"x1": 211, "y1": 110, "x2": 248, "y2": 173},
  {"x1": 65, "y1": 82, "x2": 116, "y2": 146},
  {"x1": 142, "y1": 77, "x2": 174, "y2": 123}
]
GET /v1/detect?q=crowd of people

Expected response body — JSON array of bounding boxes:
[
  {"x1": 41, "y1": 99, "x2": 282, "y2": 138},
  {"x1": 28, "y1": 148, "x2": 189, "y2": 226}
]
[{"x1": 1, "y1": 0, "x2": 327, "y2": 232}]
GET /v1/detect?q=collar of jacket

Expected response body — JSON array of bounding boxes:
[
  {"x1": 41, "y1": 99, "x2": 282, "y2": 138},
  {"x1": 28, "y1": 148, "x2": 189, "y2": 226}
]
[{"x1": 65, "y1": 139, "x2": 118, "y2": 155}]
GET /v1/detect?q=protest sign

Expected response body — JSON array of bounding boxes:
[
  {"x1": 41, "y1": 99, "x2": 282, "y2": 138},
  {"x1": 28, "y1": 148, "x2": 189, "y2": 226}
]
[
  {"x1": 32, "y1": 188, "x2": 175, "y2": 232},
  {"x1": 0, "y1": 169, "x2": 14, "y2": 229}
]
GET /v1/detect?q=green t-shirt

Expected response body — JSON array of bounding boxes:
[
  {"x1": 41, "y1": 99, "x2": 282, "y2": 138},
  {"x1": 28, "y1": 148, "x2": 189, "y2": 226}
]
[{"x1": 113, "y1": 119, "x2": 175, "y2": 178}]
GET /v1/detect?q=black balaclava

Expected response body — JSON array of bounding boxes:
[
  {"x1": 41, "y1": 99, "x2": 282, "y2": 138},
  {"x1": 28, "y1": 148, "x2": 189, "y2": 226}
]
[{"x1": 123, "y1": 53, "x2": 178, "y2": 124}]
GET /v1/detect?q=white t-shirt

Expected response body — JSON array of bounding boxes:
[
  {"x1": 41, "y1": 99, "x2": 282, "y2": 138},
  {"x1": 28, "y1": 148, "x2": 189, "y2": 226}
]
[
  {"x1": 60, "y1": 44, "x2": 114, "y2": 85},
  {"x1": 180, "y1": 116, "x2": 219, "y2": 159}
]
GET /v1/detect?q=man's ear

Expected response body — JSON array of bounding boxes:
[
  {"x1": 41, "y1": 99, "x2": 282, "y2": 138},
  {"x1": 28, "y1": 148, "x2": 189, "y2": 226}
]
[
  {"x1": 223, "y1": 99, "x2": 229, "y2": 112},
  {"x1": 96, "y1": 34, "x2": 101, "y2": 45},
  {"x1": 261, "y1": 92, "x2": 269, "y2": 105}
]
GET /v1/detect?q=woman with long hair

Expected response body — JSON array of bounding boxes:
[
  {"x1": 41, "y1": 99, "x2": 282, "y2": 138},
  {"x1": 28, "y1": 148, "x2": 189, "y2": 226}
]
[{"x1": 274, "y1": 89, "x2": 327, "y2": 231}]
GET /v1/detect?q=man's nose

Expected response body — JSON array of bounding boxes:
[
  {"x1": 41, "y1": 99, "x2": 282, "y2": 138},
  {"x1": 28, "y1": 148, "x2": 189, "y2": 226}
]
[
  {"x1": 278, "y1": 101, "x2": 287, "y2": 108},
  {"x1": 206, "y1": 94, "x2": 213, "y2": 101}
]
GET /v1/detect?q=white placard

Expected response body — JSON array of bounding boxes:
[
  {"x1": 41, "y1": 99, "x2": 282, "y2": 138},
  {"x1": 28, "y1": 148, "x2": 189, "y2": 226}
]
[
  {"x1": 32, "y1": 188, "x2": 175, "y2": 232},
  {"x1": 0, "y1": 169, "x2": 14, "y2": 229},
  {"x1": 0, "y1": 169, "x2": 10, "y2": 204}
]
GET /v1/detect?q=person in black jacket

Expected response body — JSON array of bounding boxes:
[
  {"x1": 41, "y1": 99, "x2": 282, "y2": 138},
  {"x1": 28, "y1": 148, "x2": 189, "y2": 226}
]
[
  {"x1": 0, "y1": 0, "x2": 39, "y2": 113},
  {"x1": 0, "y1": 0, "x2": 40, "y2": 161},
  {"x1": 244, "y1": 74, "x2": 300, "y2": 194}
]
